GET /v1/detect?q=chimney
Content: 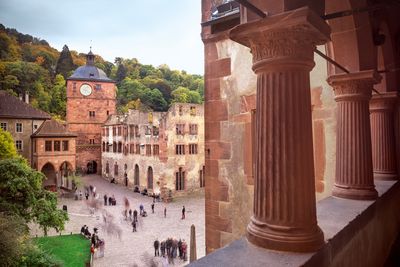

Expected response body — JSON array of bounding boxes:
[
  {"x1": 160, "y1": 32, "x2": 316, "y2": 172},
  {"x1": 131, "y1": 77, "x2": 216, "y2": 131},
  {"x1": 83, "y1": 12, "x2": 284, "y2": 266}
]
[{"x1": 25, "y1": 92, "x2": 29, "y2": 104}]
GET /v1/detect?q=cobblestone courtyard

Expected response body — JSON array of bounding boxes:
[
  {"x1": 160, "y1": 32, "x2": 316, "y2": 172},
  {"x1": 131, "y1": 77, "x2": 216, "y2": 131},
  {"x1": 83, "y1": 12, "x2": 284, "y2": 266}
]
[{"x1": 30, "y1": 175, "x2": 205, "y2": 267}]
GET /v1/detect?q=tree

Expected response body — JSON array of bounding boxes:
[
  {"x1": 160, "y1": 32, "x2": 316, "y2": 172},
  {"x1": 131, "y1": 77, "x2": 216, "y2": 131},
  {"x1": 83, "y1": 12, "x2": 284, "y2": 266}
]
[
  {"x1": 0, "y1": 128, "x2": 17, "y2": 160},
  {"x1": 49, "y1": 74, "x2": 66, "y2": 117},
  {"x1": 171, "y1": 86, "x2": 190, "y2": 103},
  {"x1": 55, "y1": 45, "x2": 75, "y2": 79},
  {"x1": 0, "y1": 214, "x2": 27, "y2": 266},
  {"x1": 0, "y1": 157, "x2": 68, "y2": 231}
]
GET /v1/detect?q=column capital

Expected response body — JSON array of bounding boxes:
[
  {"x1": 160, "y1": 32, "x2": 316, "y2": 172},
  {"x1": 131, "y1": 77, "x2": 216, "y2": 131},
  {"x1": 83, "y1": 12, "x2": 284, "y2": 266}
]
[
  {"x1": 229, "y1": 7, "x2": 330, "y2": 73},
  {"x1": 327, "y1": 70, "x2": 382, "y2": 101},
  {"x1": 370, "y1": 91, "x2": 399, "y2": 112}
]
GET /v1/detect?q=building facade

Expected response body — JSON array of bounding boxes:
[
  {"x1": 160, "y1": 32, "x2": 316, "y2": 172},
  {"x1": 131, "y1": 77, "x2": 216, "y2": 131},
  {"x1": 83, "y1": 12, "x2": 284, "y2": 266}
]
[
  {"x1": 0, "y1": 91, "x2": 77, "y2": 189},
  {"x1": 101, "y1": 103, "x2": 205, "y2": 195},
  {"x1": 66, "y1": 51, "x2": 116, "y2": 175}
]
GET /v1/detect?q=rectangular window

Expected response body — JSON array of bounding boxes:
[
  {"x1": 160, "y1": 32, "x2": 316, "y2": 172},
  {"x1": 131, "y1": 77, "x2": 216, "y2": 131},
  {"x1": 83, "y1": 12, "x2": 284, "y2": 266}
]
[
  {"x1": 106, "y1": 127, "x2": 110, "y2": 136},
  {"x1": 0, "y1": 122, "x2": 7, "y2": 131},
  {"x1": 189, "y1": 124, "x2": 198, "y2": 135},
  {"x1": 136, "y1": 144, "x2": 140, "y2": 154},
  {"x1": 15, "y1": 140, "x2": 22, "y2": 151},
  {"x1": 175, "y1": 144, "x2": 185, "y2": 155},
  {"x1": 130, "y1": 144, "x2": 135, "y2": 154},
  {"x1": 176, "y1": 124, "x2": 185, "y2": 135},
  {"x1": 113, "y1": 126, "x2": 116, "y2": 136},
  {"x1": 117, "y1": 126, "x2": 122, "y2": 136},
  {"x1": 16, "y1": 123, "x2": 23, "y2": 133},
  {"x1": 153, "y1": 126, "x2": 159, "y2": 136},
  {"x1": 45, "y1": 140, "x2": 52, "y2": 152},
  {"x1": 145, "y1": 126, "x2": 152, "y2": 136},
  {"x1": 135, "y1": 125, "x2": 140, "y2": 137},
  {"x1": 54, "y1": 141, "x2": 61, "y2": 151},
  {"x1": 146, "y1": 144, "x2": 152, "y2": 156},
  {"x1": 153, "y1": 145, "x2": 159, "y2": 155},
  {"x1": 190, "y1": 106, "x2": 196, "y2": 116},
  {"x1": 129, "y1": 125, "x2": 135, "y2": 138},
  {"x1": 179, "y1": 105, "x2": 183, "y2": 116},
  {"x1": 90, "y1": 139, "x2": 95, "y2": 145},
  {"x1": 62, "y1": 141, "x2": 69, "y2": 151},
  {"x1": 73, "y1": 82, "x2": 76, "y2": 91},
  {"x1": 95, "y1": 84, "x2": 102, "y2": 90},
  {"x1": 189, "y1": 144, "x2": 198, "y2": 154},
  {"x1": 89, "y1": 111, "x2": 95, "y2": 117}
]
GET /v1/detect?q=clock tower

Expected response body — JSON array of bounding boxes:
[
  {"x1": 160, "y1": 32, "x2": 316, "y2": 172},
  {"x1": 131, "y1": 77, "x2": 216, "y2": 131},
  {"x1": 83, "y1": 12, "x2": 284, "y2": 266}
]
[{"x1": 66, "y1": 50, "x2": 116, "y2": 174}]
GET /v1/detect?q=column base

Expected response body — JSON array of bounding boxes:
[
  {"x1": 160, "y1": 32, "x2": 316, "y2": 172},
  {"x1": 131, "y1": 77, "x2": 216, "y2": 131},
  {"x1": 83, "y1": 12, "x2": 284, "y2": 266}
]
[
  {"x1": 246, "y1": 217, "x2": 324, "y2": 253},
  {"x1": 373, "y1": 172, "x2": 397, "y2": 181},
  {"x1": 332, "y1": 184, "x2": 378, "y2": 200}
]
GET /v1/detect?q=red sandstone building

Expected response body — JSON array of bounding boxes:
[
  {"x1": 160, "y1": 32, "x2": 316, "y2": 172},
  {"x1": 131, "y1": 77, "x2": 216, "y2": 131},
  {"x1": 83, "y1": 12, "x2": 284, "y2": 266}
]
[
  {"x1": 0, "y1": 91, "x2": 77, "y2": 189},
  {"x1": 66, "y1": 50, "x2": 116, "y2": 174},
  {"x1": 196, "y1": 0, "x2": 400, "y2": 266}
]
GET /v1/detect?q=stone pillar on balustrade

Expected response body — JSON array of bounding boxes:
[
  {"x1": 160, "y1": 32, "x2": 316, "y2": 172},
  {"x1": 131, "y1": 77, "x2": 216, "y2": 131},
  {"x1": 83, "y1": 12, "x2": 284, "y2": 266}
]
[
  {"x1": 229, "y1": 7, "x2": 330, "y2": 252},
  {"x1": 327, "y1": 70, "x2": 381, "y2": 200},
  {"x1": 370, "y1": 91, "x2": 399, "y2": 180}
]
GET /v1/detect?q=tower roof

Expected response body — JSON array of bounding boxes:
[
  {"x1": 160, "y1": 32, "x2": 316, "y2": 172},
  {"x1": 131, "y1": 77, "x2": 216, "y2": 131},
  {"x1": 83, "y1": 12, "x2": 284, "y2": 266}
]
[{"x1": 67, "y1": 50, "x2": 114, "y2": 83}]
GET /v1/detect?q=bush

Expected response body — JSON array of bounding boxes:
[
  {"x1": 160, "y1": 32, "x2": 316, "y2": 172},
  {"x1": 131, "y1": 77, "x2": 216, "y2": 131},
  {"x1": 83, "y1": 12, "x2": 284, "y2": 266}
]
[{"x1": 17, "y1": 243, "x2": 63, "y2": 267}]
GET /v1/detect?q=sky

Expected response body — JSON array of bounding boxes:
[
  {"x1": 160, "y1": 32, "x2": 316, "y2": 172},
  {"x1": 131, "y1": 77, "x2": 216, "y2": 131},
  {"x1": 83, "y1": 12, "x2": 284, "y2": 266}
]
[{"x1": 0, "y1": 0, "x2": 204, "y2": 75}]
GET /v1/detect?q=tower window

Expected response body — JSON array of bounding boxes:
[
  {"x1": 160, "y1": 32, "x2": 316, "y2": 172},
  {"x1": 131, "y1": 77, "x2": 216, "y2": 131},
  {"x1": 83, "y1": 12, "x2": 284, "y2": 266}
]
[
  {"x1": 95, "y1": 84, "x2": 102, "y2": 90},
  {"x1": 89, "y1": 139, "x2": 95, "y2": 144},
  {"x1": 89, "y1": 111, "x2": 95, "y2": 117}
]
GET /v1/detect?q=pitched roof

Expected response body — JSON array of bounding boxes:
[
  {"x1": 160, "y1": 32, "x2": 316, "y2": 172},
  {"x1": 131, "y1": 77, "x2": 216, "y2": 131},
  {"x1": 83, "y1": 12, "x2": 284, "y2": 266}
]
[
  {"x1": 0, "y1": 91, "x2": 51, "y2": 119},
  {"x1": 32, "y1": 119, "x2": 77, "y2": 138}
]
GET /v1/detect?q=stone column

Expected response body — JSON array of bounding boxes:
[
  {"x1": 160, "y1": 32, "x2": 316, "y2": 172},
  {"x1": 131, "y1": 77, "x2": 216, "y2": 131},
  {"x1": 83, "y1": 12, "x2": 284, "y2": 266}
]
[
  {"x1": 370, "y1": 92, "x2": 399, "y2": 180},
  {"x1": 327, "y1": 70, "x2": 381, "y2": 200},
  {"x1": 229, "y1": 7, "x2": 330, "y2": 252}
]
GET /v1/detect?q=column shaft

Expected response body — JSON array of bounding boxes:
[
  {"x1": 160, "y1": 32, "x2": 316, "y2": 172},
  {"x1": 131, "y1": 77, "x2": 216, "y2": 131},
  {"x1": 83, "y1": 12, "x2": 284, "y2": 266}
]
[
  {"x1": 370, "y1": 92, "x2": 399, "y2": 180},
  {"x1": 230, "y1": 7, "x2": 330, "y2": 252},
  {"x1": 328, "y1": 71, "x2": 381, "y2": 200}
]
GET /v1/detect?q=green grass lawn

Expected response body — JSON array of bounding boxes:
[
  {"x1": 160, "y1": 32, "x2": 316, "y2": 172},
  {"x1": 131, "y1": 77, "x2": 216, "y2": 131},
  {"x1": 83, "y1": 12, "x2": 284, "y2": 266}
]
[{"x1": 35, "y1": 234, "x2": 91, "y2": 267}]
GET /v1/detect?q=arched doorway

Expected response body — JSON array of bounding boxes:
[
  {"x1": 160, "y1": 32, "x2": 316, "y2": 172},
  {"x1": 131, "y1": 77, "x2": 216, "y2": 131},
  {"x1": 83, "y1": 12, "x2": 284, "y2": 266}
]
[
  {"x1": 147, "y1": 166, "x2": 153, "y2": 189},
  {"x1": 134, "y1": 164, "x2": 140, "y2": 186},
  {"x1": 87, "y1": 161, "x2": 97, "y2": 174},
  {"x1": 41, "y1": 162, "x2": 56, "y2": 189},
  {"x1": 60, "y1": 161, "x2": 73, "y2": 189},
  {"x1": 176, "y1": 167, "x2": 185, "y2": 191}
]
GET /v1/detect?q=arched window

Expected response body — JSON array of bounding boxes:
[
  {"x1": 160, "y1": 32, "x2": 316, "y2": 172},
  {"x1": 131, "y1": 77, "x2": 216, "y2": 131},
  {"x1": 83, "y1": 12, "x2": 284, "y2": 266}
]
[
  {"x1": 176, "y1": 167, "x2": 185, "y2": 191},
  {"x1": 114, "y1": 163, "x2": 118, "y2": 176},
  {"x1": 106, "y1": 142, "x2": 110, "y2": 152},
  {"x1": 113, "y1": 142, "x2": 117, "y2": 153},
  {"x1": 147, "y1": 166, "x2": 153, "y2": 189},
  {"x1": 134, "y1": 164, "x2": 139, "y2": 186}
]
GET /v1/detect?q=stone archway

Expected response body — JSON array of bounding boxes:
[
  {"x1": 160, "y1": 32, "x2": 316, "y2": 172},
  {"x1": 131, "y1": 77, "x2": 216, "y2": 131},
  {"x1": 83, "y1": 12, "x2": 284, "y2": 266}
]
[
  {"x1": 147, "y1": 166, "x2": 153, "y2": 189},
  {"x1": 41, "y1": 162, "x2": 57, "y2": 189},
  {"x1": 87, "y1": 161, "x2": 97, "y2": 174}
]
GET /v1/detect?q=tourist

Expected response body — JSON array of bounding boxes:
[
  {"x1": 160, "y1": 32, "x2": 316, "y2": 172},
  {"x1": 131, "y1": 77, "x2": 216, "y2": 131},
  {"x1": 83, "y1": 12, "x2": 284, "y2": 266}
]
[
  {"x1": 142, "y1": 210, "x2": 148, "y2": 217},
  {"x1": 131, "y1": 220, "x2": 137, "y2": 232},
  {"x1": 166, "y1": 238, "x2": 172, "y2": 257},
  {"x1": 172, "y1": 238, "x2": 178, "y2": 259},
  {"x1": 164, "y1": 207, "x2": 167, "y2": 218},
  {"x1": 181, "y1": 240, "x2": 187, "y2": 261},
  {"x1": 160, "y1": 240, "x2": 166, "y2": 256},
  {"x1": 154, "y1": 239, "x2": 160, "y2": 257},
  {"x1": 79, "y1": 190, "x2": 83, "y2": 200},
  {"x1": 128, "y1": 209, "x2": 132, "y2": 220},
  {"x1": 178, "y1": 239, "x2": 182, "y2": 259},
  {"x1": 104, "y1": 194, "x2": 107, "y2": 206},
  {"x1": 181, "y1": 206, "x2": 185, "y2": 220},
  {"x1": 85, "y1": 191, "x2": 89, "y2": 200},
  {"x1": 139, "y1": 203, "x2": 144, "y2": 215},
  {"x1": 133, "y1": 209, "x2": 138, "y2": 222},
  {"x1": 151, "y1": 203, "x2": 155, "y2": 214},
  {"x1": 112, "y1": 194, "x2": 116, "y2": 205},
  {"x1": 108, "y1": 196, "x2": 112, "y2": 206},
  {"x1": 84, "y1": 226, "x2": 91, "y2": 239},
  {"x1": 80, "y1": 225, "x2": 87, "y2": 236}
]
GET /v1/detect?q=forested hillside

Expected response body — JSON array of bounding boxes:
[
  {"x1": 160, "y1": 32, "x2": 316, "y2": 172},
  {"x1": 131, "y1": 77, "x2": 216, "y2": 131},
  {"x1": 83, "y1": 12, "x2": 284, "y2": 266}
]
[{"x1": 0, "y1": 24, "x2": 204, "y2": 120}]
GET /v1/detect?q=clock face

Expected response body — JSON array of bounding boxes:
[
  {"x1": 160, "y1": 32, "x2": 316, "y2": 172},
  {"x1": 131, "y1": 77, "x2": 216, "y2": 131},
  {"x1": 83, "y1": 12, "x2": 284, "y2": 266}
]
[{"x1": 80, "y1": 84, "x2": 92, "y2": 96}]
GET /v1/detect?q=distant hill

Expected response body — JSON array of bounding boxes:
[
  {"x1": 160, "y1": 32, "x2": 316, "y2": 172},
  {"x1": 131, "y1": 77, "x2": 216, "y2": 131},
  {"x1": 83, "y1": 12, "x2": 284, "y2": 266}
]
[{"x1": 0, "y1": 23, "x2": 203, "y2": 119}]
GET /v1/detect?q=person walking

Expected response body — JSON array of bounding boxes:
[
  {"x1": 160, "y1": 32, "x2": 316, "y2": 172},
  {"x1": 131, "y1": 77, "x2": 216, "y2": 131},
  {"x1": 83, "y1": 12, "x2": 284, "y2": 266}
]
[
  {"x1": 178, "y1": 239, "x2": 182, "y2": 259},
  {"x1": 154, "y1": 239, "x2": 160, "y2": 257},
  {"x1": 181, "y1": 240, "x2": 187, "y2": 261},
  {"x1": 103, "y1": 194, "x2": 107, "y2": 206},
  {"x1": 128, "y1": 209, "x2": 132, "y2": 220},
  {"x1": 181, "y1": 206, "x2": 185, "y2": 220},
  {"x1": 139, "y1": 204, "x2": 144, "y2": 215},
  {"x1": 132, "y1": 220, "x2": 137, "y2": 232},
  {"x1": 85, "y1": 191, "x2": 89, "y2": 200},
  {"x1": 151, "y1": 203, "x2": 155, "y2": 214},
  {"x1": 133, "y1": 209, "x2": 138, "y2": 222},
  {"x1": 164, "y1": 207, "x2": 167, "y2": 218}
]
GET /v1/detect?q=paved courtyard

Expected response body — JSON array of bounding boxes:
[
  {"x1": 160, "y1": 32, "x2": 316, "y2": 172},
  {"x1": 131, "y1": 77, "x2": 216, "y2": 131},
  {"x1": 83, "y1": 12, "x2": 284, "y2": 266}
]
[{"x1": 30, "y1": 175, "x2": 205, "y2": 267}]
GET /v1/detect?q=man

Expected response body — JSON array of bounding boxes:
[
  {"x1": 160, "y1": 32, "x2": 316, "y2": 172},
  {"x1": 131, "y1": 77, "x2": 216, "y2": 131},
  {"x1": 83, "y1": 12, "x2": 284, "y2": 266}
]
[
  {"x1": 132, "y1": 220, "x2": 137, "y2": 232},
  {"x1": 103, "y1": 194, "x2": 107, "y2": 206},
  {"x1": 154, "y1": 239, "x2": 160, "y2": 256},
  {"x1": 160, "y1": 240, "x2": 166, "y2": 256},
  {"x1": 133, "y1": 209, "x2": 138, "y2": 222},
  {"x1": 164, "y1": 207, "x2": 167, "y2": 218},
  {"x1": 151, "y1": 203, "x2": 155, "y2": 214},
  {"x1": 181, "y1": 206, "x2": 185, "y2": 220},
  {"x1": 139, "y1": 204, "x2": 144, "y2": 215}
]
